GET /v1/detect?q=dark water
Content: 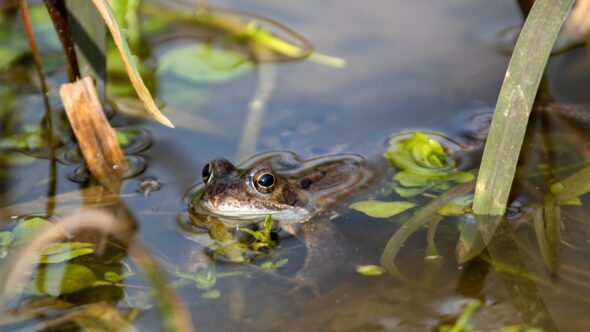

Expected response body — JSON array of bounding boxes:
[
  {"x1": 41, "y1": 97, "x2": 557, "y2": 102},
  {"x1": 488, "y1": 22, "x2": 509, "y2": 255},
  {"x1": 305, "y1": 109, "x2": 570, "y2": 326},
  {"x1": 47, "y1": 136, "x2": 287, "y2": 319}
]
[{"x1": 2, "y1": 0, "x2": 590, "y2": 331}]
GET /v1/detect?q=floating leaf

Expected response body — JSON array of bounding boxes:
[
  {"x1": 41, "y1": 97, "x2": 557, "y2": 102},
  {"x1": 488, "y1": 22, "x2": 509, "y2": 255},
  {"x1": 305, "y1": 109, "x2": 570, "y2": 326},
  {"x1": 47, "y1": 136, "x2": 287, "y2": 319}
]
[
  {"x1": 259, "y1": 258, "x2": 288, "y2": 271},
  {"x1": 12, "y1": 217, "x2": 53, "y2": 244},
  {"x1": 194, "y1": 268, "x2": 217, "y2": 290},
  {"x1": 394, "y1": 171, "x2": 432, "y2": 187},
  {"x1": 174, "y1": 265, "x2": 217, "y2": 290},
  {"x1": 349, "y1": 200, "x2": 416, "y2": 219},
  {"x1": 394, "y1": 186, "x2": 431, "y2": 198},
  {"x1": 158, "y1": 44, "x2": 252, "y2": 83},
  {"x1": 550, "y1": 182, "x2": 565, "y2": 194},
  {"x1": 438, "y1": 196, "x2": 473, "y2": 217},
  {"x1": 209, "y1": 218, "x2": 247, "y2": 262},
  {"x1": 104, "y1": 271, "x2": 133, "y2": 283},
  {"x1": 115, "y1": 130, "x2": 132, "y2": 147},
  {"x1": 384, "y1": 132, "x2": 452, "y2": 173},
  {"x1": 241, "y1": 215, "x2": 276, "y2": 251},
  {"x1": 356, "y1": 265, "x2": 386, "y2": 276},
  {"x1": 104, "y1": 271, "x2": 123, "y2": 283},
  {"x1": 446, "y1": 171, "x2": 475, "y2": 183},
  {"x1": 38, "y1": 242, "x2": 94, "y2": 264},
  {"x1": 34, "y1": 264, "x2": 97, "y2": 296},
  {"x1": 384, "y1": 132, "x2": 476, "y2": 197},
  {"x1": 560, "y1": 197, "x2": 582, "y2": 206},
  {"x1": 438, "y1": 203, "x2": 470, "y2": 217},
  {"x1": 550, "y1": 167, "x2": 590, "y2": 206},
  {"x1": 0, "y1": 231, "x2": 13, "y2": 247},
  {"x1": 202, "y1": 289, "x2": 220, "y2": 299}
]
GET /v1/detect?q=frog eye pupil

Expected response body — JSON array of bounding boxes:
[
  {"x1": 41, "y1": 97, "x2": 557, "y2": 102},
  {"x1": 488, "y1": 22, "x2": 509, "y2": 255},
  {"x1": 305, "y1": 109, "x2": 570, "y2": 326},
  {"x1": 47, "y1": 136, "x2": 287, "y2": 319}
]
[
  {"x1": 257, "y1": 173, "x2": 274, "y2": 188},
  {"x1": 202, "y1": 163, "x2": 211, "y2": 183},
  {"x1": 254, "y1": 172, "x2": 275, "y2": 193}
]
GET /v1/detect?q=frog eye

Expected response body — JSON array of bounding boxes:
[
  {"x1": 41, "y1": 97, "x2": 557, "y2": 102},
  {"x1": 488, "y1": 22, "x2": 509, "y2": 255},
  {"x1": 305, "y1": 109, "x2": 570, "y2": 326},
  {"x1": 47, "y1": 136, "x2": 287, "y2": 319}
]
[
  {"x1": 202, "y1": 163, "x2": 213, "y2": 184},
  {"x1": 253, "y1": 172, "x2": 275, "y2": 193}
]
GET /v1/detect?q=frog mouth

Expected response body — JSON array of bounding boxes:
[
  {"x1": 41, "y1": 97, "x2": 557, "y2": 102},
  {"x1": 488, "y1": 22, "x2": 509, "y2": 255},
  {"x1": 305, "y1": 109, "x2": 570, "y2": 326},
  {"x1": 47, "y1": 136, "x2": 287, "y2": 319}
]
[{"x1": 191, "y1": 199, "x2": 309, "y2": 229}]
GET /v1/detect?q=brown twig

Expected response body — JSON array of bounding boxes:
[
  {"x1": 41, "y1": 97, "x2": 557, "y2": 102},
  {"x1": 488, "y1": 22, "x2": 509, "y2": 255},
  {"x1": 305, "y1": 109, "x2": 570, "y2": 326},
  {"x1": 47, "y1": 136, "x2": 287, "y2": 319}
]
[{"x1": 43, "y1": 0, "x2": 80, "y2": 81}]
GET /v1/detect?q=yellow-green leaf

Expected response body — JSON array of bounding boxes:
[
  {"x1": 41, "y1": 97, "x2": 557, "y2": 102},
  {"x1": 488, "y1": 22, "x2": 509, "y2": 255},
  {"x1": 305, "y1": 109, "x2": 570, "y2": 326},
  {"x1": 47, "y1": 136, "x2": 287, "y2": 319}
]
[
  {"x1": 550, "y1": 182, "x2": 565, "y2": 194},
  {"x1": 438, "y1": 203, "x2": 469, "y2": 217},
  {"x1": 202, "y1": 289, "x2": 220, "y2": 299},
  {"x1": 12, "y1": 217, "x2": 53, "y2": 244},
  {"x1": 38, "y1": 242, "x2": 94, "y2": 264},
  {"x1": 158, "y1": 44, "x2": 252, "y2": 83},
  {"x1": 34, "y1": 264, "x2": 97, "y2": 296},
  {"x1": 349, "y1": 200, "x2": 416, "y2": 218},
  {"x1": 356, "y1": 265, "x2": 386, "y2": 276},
  {"x1": 560, "y1": 197, "x2": 582, "y2": 206}
]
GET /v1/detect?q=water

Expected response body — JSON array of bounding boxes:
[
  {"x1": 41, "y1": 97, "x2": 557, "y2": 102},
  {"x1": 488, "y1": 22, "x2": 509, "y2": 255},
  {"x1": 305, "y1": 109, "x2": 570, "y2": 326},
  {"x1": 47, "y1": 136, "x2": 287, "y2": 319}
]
[{"x1": 1, "y1": 0, "x2": 590, "y2": 330}]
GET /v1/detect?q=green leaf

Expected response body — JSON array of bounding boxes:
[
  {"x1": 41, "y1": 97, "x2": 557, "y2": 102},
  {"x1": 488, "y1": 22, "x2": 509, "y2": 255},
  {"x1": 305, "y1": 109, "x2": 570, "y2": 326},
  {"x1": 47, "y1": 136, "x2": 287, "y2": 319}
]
[
  {"x1": 438, "y1": 203, "x2": 469, "y2": 217},
  {"x1": 394, "y1": 186, "x2": 430, "y2": 198},
  {"x1": 194, "y1": 267, "x2": 216, "y2": 290},
  {"x1": 384, "y1": 132, "x2": 451, "y2": 172},
  {"x1": 349, "y1": 200, "x2": 416, "y2": 218},
  {"x1": 104, "y1": 271, "x2": 123, "y2": 283},
  {"x1": 38, "y1": 242, "x2": 94, "y2": 264},
  {"x1": 174, "y1": 265, "x2": 217, "y2": 290},
  {"x1": 356, "y1": 265, "x2": 386, "y2": 276},
  {"x1": 446, "y1": 171, "x2": 476, "y2": 183},
  {"x1": 394, "y1": 171, "x2": 432, "y2": 187},
  {"x1": 115, "y1": 130, "x2": 132, "y2": 146},
  {"x1": 471, "y1": 0, "x2": 575, "y2": 215},
  {"x1": 34, "y1": 264, "x2": 97, "y2": 296},
  {"x1": 560, "y1": 197, "x2": 582, "y2": 206},
  {"x1": 158, "y1": 44, "x2": 252, "y2": 83},
  {"x1": 209, "y1": 218, "x2": 247, "y2": 262},
  {"x1": 0, "y1": 231, "x2": 13, "y2": 247},
  {"x1": 0, "y1": 24, "x2": 28, "y2": 69},
  {"x1": 93, "y1": 0, "x2": 174, "y2": 127},
  {"x1": 260, "y1": 258, "x2": 288, "y2": 271},
  {"x1": 240, "y1": 215, "x2": 276, "y2": 251},
  {"x1": 12, "y1": 217, "x2": 53, "y2": 244},
  {"x1": 385, "y1": 132, "x2": 476, "y2": 198},
  {"x1": 550, "y1": 182, "x2": 565, "y2": 194},
  {"x1": 201, "y1": 289, "x2": 220, "y2": 299}
]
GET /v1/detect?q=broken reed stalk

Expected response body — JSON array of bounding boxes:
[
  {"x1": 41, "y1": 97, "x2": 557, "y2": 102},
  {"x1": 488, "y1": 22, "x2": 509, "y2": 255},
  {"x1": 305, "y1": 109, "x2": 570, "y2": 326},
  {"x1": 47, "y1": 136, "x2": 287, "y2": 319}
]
[{"x1": 59, "y1": 77, "x2": 128, "y2": 194}]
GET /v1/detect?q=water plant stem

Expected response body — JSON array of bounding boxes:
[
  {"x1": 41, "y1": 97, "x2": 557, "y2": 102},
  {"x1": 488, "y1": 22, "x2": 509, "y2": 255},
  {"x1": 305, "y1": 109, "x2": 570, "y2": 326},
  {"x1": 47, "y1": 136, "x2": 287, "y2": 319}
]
[{"x1": 472, "y1": 0, "x2": 574, "y2": 215}]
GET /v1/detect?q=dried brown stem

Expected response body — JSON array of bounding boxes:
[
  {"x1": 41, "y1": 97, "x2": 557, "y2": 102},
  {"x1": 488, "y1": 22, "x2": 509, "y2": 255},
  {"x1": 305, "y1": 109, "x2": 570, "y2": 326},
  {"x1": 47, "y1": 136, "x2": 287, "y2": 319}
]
[{"x1": 59, "y1": 77, "x2": 128, "y2": 194}]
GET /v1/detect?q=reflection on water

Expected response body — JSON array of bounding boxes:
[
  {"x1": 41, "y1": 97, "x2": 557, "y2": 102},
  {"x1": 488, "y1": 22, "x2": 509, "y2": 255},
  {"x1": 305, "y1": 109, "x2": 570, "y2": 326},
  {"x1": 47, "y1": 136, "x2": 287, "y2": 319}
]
[{"x1": 1, "y1": 0, "x2": 590, "y2": 330}]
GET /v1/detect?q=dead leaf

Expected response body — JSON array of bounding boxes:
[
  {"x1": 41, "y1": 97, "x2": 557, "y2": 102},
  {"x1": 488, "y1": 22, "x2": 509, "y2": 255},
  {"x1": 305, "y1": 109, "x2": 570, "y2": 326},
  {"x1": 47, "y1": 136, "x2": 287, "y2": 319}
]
[{"x1": 59, "y1": 77, "x2": 127, "y2": 193}]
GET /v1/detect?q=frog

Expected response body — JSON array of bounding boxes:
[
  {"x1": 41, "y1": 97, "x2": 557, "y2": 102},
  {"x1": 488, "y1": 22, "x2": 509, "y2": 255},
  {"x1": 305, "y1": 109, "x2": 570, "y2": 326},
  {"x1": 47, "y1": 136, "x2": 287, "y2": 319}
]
[{"x1": 187, "y1": 151, "x2": 377, "y2": 293}]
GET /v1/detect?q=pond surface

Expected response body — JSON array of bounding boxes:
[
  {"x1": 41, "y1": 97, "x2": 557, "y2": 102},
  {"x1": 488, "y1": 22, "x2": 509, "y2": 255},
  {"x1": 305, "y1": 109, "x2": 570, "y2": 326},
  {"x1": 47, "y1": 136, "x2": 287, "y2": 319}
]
[{"x1": 2, "y1": 0, "x2": 590, "y2": 331}]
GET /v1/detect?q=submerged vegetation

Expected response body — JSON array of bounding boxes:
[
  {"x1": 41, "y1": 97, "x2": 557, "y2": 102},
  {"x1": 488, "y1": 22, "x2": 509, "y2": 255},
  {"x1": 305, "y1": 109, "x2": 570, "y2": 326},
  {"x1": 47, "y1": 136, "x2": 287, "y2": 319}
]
[{"x1": 0, "y1": 0, "x2": 590, "y2": 330}]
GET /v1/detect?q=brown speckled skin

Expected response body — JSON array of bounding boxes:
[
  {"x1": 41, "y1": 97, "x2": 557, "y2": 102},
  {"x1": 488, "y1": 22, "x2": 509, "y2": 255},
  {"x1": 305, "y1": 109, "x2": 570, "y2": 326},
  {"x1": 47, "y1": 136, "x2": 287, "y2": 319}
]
[
  {"x1": 198, "y1": 157, "x2": 309, "y2": 214},
  {"x1": 194, "y1": 151, "x2": 375, "y2": 220},
  {"x1": 190, "y1": 151, "x2": 377, "y2": 292}
]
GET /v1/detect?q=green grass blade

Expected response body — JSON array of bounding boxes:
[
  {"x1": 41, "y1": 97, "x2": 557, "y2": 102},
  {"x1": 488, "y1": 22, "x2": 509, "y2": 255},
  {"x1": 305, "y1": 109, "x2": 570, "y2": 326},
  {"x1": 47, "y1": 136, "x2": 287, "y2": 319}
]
[
  {"x1": 472, "y1": 0, "x2": 574, "y2": 216},
  {"x1": 91, "y1": 0, "x2": 174, "y2": 128}
]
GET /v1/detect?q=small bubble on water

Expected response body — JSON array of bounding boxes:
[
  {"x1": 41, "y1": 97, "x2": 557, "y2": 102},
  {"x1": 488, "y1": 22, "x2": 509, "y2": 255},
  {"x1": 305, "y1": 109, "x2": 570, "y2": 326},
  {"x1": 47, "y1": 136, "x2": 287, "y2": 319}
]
[{"x1": 137, "y1": 177, "x2": 161, "y2": 197}]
